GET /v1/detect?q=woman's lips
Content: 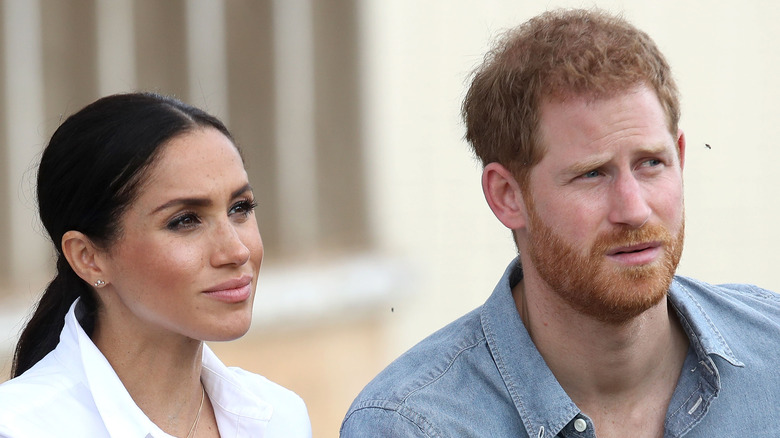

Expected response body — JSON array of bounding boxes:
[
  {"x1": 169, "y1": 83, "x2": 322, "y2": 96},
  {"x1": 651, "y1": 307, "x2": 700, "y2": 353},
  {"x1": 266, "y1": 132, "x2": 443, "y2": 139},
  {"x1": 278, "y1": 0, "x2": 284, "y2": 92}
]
[{"x1": 203, "y1": 276, "x2": 253, "y2": 303}]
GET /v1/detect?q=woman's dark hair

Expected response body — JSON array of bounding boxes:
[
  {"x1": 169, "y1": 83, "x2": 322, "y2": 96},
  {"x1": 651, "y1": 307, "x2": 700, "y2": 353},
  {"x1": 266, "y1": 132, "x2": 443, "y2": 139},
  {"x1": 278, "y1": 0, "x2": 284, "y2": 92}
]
[{"x1": 12, "y1": 92, "x2": 234, "y2": 377}]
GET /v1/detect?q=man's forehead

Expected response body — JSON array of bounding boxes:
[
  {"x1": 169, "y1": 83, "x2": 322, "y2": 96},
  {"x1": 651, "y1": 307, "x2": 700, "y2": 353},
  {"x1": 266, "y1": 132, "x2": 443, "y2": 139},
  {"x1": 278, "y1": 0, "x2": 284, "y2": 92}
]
[
  {"x1": 540, "y1": 85, "x2": 647, "y2": 111},
  {"x1": 533, "y1": 87, "x2": 678, "y2": 163},
  {"x1": 539, "y1": 86, "x2": 670, "y2": 132}
]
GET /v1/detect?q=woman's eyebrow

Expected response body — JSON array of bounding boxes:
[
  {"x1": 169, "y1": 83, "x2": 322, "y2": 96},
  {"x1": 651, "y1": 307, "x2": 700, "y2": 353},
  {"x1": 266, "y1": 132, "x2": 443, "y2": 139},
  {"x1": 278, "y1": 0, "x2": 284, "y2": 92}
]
[{"x1": 150, "y1": 183, "x2": 253, "y2": 215}]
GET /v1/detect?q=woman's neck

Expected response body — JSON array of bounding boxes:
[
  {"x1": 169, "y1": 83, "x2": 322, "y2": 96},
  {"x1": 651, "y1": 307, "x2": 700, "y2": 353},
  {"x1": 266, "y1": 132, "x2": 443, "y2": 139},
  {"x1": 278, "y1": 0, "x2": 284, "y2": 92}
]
[{"x1": 92, "y1": 312, "x2": 206, "y2": 436}]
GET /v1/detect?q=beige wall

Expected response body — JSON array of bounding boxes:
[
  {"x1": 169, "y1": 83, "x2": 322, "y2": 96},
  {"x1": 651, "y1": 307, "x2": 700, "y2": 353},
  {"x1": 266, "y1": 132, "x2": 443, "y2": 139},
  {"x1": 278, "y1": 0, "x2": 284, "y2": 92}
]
[
  {"x1": 361, "y1": 0, "x2": 780, "y2": 346},
  {"x1": 2, "y1": 1, "x2": 779, "y2": 436}
]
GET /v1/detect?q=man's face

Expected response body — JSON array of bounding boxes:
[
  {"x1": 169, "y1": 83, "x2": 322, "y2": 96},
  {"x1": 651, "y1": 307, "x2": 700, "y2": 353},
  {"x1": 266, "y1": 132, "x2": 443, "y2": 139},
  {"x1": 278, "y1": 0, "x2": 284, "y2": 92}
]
[{"x1": 519, "y1": 86, "x2": 685, "y2": 324}]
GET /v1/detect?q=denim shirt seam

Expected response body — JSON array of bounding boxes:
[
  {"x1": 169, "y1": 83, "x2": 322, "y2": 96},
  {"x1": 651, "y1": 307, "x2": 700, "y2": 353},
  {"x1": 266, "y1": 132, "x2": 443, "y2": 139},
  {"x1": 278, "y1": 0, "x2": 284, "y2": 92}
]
[
  {"x1": 400, "y1": 335, "x2": 487, "y2": 404},
  {"x1": 345, "y1": 400, "x2": 441, "y2": 437},
  {"x1": 350, "y1": 336, "x2": 486, "y2": 438}
]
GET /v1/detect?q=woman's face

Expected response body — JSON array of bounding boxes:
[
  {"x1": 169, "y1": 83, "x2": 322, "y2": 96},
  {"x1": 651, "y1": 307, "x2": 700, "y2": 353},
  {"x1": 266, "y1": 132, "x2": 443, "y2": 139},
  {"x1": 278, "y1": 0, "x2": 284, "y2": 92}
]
[{"x1": 96, "y1": 127, "x2": 263, "y2": 343}]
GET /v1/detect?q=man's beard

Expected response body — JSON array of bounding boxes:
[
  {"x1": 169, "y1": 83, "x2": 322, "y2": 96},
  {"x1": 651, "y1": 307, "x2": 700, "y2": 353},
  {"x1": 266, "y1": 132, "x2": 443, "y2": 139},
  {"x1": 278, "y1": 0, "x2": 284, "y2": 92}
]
[{"x1": 525, "y1": 200, "x2": 684, "y2": 325}]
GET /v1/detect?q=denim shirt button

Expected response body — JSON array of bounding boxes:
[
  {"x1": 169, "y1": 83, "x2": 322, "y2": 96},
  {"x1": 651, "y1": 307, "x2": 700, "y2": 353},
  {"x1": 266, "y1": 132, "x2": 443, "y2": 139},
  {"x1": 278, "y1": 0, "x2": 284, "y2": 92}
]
[{"x1": 574, "y1": 418, "x2": 587, "y2": 432}]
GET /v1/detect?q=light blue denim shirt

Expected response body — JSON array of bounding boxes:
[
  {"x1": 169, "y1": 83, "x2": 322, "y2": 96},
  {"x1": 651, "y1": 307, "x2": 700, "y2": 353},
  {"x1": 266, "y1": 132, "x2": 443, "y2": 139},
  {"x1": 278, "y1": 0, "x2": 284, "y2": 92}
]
[{"x1": 341, "y1": 258, "x2": 780, "y2": 437}]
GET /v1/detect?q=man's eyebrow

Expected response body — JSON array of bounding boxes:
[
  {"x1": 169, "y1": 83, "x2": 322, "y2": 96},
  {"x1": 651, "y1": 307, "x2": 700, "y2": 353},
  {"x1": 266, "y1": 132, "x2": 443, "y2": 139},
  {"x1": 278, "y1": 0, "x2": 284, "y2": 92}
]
[
  {"x1": 563, "y1": 157, "x2": 609, "y2": 176},
  {"x1": 150, "y1": 183, "x2": 253, "y2": 215},
  {"x1": 562, "y1": 144, "x2": 671, "y2": 176}
]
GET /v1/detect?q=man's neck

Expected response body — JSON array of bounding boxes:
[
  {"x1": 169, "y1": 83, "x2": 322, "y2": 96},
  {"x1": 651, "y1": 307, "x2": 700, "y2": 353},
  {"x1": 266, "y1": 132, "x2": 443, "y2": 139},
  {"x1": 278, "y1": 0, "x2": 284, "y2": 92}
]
[{"x1": 513, "y1": 278, "x2": 690, "y2": 437}]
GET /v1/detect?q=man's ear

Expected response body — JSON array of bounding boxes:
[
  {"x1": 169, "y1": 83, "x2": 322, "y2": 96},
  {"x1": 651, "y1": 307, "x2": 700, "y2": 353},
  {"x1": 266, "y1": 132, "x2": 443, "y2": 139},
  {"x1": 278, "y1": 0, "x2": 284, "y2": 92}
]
[
  {"x1": 61, "y1": 231, "x2": 108, "y2": 288},
  {"x1": 482, "y1": 163, "x2": 528, "y2": 230},
  {"x1": 677, "y1": 129, "x2": 686, "y2": 169}
]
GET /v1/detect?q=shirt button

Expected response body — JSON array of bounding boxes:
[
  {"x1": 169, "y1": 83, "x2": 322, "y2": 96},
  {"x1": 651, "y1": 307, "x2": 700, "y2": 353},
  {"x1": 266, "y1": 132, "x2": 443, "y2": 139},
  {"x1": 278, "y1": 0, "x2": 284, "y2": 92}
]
[{"x1": 574, "y1": 418, "x2": 587, "y2": 432}]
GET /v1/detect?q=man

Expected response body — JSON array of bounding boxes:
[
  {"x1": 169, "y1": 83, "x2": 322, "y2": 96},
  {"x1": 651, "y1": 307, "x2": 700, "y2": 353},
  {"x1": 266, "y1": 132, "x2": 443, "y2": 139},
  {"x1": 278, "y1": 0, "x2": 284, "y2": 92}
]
[{"x1": 341, "y1": 8, "x2": 780, "y2": 438}]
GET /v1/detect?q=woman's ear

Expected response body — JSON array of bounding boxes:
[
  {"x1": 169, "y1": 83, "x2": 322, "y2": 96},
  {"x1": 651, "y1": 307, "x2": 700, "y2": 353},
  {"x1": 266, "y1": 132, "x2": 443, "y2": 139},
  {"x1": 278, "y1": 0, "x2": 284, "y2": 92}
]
[
  {"x1": 61, "y1": 231, "x2": 108, "y2": 288},
  {"x1": 482, "y1": 163, "x2": 529, "y2": 231}
]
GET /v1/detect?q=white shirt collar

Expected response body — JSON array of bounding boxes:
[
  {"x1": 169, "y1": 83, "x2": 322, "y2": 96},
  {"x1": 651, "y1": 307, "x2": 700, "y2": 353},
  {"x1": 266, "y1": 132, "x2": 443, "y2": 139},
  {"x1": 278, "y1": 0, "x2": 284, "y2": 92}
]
[
  {"x1": 60, "y1": 299, "x2": 164, "y2": 436},
  {"x1": 202, "y1": 345, "x2": 274, "y2": 435},
  {"x1": 60, "y1": 299, "x2": 290, "y2": 437},
  {"x1": 0, "y1": 299, "x2": 310, "y2": 437}
]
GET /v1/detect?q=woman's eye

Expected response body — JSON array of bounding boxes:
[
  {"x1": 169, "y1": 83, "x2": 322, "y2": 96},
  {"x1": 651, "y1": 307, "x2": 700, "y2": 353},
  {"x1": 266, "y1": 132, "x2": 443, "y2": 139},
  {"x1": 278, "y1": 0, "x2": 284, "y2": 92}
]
[
  {"x1": 229, "y1": 199, "x2": 258, "y2": 218},
  {"x1": 166, "y1": 213, "x2": 200, "y2": 230}
]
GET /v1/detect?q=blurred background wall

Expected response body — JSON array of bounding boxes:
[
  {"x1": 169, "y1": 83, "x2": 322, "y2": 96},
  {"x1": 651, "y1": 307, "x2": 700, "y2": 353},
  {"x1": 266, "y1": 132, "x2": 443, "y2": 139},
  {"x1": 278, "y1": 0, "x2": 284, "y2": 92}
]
[{"x1": 1, "y1": 0, "x2": 779, "y2": 436}]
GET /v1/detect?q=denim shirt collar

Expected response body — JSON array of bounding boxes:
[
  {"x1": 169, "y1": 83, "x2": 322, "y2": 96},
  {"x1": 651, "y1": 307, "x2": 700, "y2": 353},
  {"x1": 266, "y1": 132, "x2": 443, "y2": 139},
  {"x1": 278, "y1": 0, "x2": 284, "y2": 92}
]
[
  {"x1": 480, "y1": 257, "x2": 744, "y2": 438},
  {"x1": 667, "y1": 278, "x2": 743, "y2": 368},
  {"x1": 481, "y1": 258, "x2": 579, "y2": 437}
]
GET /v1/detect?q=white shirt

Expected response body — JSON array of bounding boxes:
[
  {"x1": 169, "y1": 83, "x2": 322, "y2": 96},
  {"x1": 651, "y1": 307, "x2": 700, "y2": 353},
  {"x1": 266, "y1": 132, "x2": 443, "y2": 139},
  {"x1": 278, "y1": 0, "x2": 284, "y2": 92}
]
[{"x1": 0, "y1": 300, "x2": 312, "y2": 437}]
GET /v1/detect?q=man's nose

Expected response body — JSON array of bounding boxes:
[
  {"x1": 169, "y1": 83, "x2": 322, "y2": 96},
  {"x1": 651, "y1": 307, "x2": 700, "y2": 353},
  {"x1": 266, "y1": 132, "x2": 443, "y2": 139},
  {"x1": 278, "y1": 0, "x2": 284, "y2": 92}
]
[{"x1": 607, "y1": 173, "x2": 651, "y2": 228}]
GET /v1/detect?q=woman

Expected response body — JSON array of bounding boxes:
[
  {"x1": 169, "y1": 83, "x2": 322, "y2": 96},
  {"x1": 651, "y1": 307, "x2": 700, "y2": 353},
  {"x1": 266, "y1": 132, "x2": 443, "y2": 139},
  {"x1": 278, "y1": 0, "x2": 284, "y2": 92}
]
[{"x1": 0, "y1": 93, "x2": 311, "y2": 437}]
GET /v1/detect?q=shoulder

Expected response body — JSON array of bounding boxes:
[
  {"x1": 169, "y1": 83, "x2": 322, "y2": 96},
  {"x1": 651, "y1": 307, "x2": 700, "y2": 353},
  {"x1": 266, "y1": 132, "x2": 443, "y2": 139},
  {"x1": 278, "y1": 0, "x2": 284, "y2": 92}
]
[
  {"x1": 341, "y1": 403, "x2": 436, "y2": 437},
  {"x1": 348, "y1": 307, "x2": 484, "y2": 404},
  {"x1": 0, "y1": 356, "x2": 103, "y2": 436},
  {"x1": 0, "y1": 351, "x2": 83, "y2": 411},
  {"x1": 341, "y1": 307, "x2": 487, "y2": 437},
  {"x1": 672, "y1": 275, "x2": 780, "y2": 316},
  {"x1": 202, "y1": 356, "x2": 311, "y2": 437},
  {"x1": 225, "y1": 366, "x2": 309, "y2": 414},
  {"x1": 671, "y1": 275, "x2": 780, "y2": 365}
]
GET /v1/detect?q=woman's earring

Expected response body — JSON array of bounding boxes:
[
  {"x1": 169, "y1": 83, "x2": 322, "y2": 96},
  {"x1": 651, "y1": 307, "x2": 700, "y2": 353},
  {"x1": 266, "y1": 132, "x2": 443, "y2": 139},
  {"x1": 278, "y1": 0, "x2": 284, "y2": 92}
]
[{"x1": 93, "y1": 279, "x2": 106, "y2": 288}]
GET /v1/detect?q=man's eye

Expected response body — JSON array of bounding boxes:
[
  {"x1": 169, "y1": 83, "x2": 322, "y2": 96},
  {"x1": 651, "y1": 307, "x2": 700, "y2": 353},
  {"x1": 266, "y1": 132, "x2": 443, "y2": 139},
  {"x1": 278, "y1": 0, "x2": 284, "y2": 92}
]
[{"x1": 583, "y1": 170, "x2": 600, "y2": 178}]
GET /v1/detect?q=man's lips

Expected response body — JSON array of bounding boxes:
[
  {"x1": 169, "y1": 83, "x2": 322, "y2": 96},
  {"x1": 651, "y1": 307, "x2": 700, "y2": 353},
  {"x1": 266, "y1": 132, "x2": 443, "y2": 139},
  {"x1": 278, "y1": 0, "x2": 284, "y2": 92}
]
[
  {"x1": 606, "y1": 241, "x2": 662, "y2": 265},
  {"x1": 607, "y1": 241, "x2": 661, "y2": 256}
]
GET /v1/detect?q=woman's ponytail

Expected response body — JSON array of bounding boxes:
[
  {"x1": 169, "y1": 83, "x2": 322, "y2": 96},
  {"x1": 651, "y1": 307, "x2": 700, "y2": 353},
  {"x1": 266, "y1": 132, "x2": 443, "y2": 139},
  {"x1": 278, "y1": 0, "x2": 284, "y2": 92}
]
[{"x1": 11, "y1": 256, "x2": 97, "y2": 377}]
